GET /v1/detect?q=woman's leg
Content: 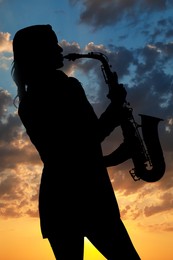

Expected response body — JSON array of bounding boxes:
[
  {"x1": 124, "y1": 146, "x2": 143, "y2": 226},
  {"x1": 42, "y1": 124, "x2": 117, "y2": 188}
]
[
  {"x1": 85, "y1": 216, "x2": 141, "y2": 260},
  {"x1": 48, "y1": 232, "x2": 84, "y2": 260}
]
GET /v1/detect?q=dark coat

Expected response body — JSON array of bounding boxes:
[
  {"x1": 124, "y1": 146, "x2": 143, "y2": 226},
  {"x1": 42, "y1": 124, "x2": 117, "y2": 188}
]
[{"x1": 18, "y1": 70, "x2": 121, "y2": 238}]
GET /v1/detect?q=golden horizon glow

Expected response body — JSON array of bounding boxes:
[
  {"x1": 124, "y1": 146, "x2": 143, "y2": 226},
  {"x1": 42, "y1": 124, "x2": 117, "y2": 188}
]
[{"x1": 0, "y1": 216, "x2": 173, "y2": 260}]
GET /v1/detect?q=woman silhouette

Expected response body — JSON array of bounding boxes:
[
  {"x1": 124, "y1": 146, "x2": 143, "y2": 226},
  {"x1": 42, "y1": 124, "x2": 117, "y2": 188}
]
[{"x1": 12, "y1": 24, "x2": 140, "y2": 259}]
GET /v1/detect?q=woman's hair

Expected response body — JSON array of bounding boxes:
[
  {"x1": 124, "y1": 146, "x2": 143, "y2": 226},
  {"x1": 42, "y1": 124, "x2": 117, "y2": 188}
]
[{"x1": 11, "y1": 24, "x2": 58, "y2": 102}]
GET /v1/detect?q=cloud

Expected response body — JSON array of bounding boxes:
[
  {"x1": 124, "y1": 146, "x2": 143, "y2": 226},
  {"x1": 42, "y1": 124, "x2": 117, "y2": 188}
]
[
  {"x1": 0, "y1": 89, "x2": 41, "y2": 218},
  {"x1": 144, "y1": 191, "x2": 173, "y2": 217},
  {"x1": 0, "y1": 166, "x2": 40, "y2": 218},
  {"x1": 0, "y1": 32, "x2": 12, "y2": 53},
  {"x1": 116, "y1": 179, "x2": 173, "y2": 233},
  {"x1": 70, "y1": 0, "x2": 169, "y2": 30},
  {"x1": 0, "y1": 89, "x2": 12, "y2": 116},
  {"x1": 0, "y1": 31, "x2": 13, "y2": 78}
]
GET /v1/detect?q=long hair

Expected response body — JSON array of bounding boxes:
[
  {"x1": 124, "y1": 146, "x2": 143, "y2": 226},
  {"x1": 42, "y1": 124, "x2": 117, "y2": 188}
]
[
  {"x1": 11, "y1": 24, "x2": 58, "y2": 103},
  {"x1": 11, "y1": 60, "x2": 26, "y2": 103}
]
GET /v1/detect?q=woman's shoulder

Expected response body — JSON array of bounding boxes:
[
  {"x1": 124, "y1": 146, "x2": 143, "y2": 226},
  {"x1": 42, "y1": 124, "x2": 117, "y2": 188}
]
[
  {"x1": 55, "y1": 70, "x2": 81, "y2": 85},
  {"x1": 68, "y1": 76, "x2": 82, "y2": 87},
  {"x1": 55, "y1": 70, "x2": 85, "y2": 92},
  {"x1": 68, "y1": 76, "x2": 84, "y2": 93}
]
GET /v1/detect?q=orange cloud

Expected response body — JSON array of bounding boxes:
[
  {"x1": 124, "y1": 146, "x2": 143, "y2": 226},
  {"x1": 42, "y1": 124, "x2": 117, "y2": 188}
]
[{"x1": 0, "y1": 31, "x2": 12, "y2": 53}]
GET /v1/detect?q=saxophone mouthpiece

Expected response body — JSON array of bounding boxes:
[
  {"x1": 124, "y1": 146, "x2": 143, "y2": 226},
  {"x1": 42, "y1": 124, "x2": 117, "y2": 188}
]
[{"x1": 63, "y1": 53, "x2": 79, "y2": 61}]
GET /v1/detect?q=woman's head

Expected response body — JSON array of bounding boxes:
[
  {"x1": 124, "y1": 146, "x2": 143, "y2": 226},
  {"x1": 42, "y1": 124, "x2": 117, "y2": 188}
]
[
  {"x1": 13, "y1": 24, "x2": 63, "y2": 70},
  {"x1": 12, "y1": 24, "x2": 64, "y2": 100}
]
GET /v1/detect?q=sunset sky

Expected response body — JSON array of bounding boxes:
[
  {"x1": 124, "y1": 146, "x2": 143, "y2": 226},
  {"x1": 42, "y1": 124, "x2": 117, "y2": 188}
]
[{"x1": 0, "y1": 0, "x2": 173, "y2": 259}]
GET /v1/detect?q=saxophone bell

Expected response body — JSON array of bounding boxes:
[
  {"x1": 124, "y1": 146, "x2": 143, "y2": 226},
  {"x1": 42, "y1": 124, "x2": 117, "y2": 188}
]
[{"x1": 105, "y1": 113, "x2": 166, "y2": 182}]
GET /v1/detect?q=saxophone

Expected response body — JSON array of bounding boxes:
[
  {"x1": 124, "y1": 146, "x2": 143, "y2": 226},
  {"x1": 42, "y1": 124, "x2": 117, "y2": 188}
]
[{"x1": 64, "y1": 52, "x2": 166, "y2": 182}]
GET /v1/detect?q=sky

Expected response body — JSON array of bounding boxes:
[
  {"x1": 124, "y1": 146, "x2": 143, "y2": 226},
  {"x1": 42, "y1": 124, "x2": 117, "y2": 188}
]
[{"x1": 0, "y1": 0, "x2": 173, "y2": 259}]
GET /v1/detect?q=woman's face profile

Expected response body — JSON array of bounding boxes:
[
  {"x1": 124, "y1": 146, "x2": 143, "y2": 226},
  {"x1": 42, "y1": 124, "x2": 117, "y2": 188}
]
[{"x1": 13, "y1": 25, "x2": 64, "y2": 70}]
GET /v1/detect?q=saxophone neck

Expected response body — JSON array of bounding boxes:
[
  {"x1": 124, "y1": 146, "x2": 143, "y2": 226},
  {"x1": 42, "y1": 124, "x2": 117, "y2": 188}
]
[
  {"x1": 64, "y1": 51, "x2": 118, "y2": 92},
  {"x1": 64, "y1": 51, "x2": 108, "y2": 62}
]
